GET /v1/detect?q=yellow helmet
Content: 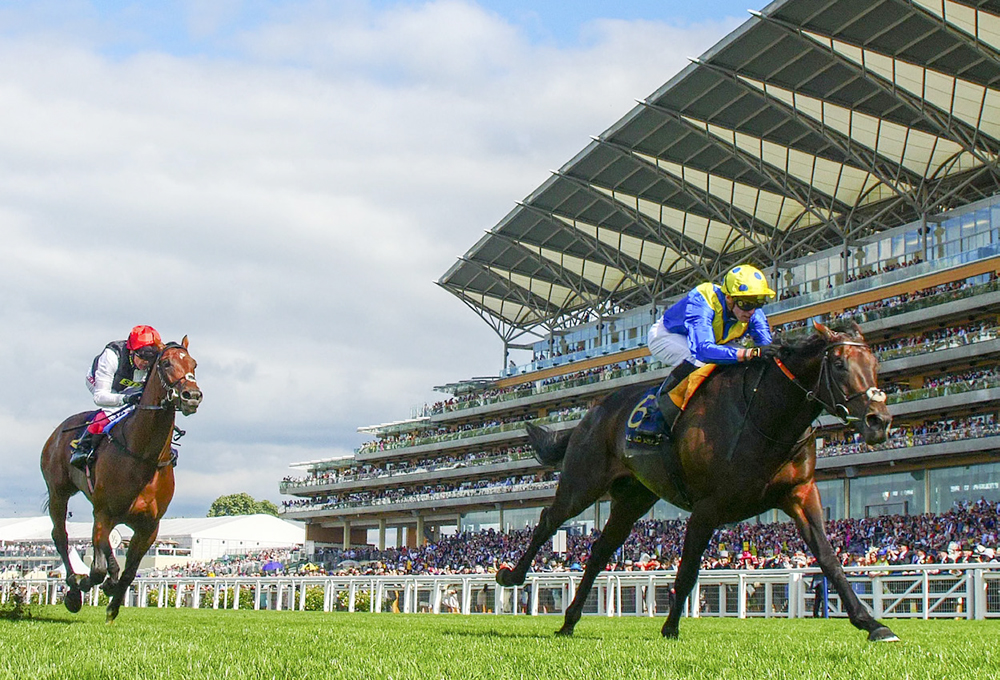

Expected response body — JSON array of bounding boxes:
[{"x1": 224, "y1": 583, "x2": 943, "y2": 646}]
[{"x1": 722, "y1": 265, "x2": 776, "y2": 300}]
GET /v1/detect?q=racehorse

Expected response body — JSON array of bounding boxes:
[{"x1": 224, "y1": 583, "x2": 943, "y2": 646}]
[
  {"x1": 497, "y1": 322, "x2": 900, "y2": 642},
  {"x1": 40, "y1": 338, "x2": 202, "y2": 622}
]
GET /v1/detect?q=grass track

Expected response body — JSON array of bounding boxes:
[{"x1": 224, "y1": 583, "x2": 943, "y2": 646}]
[{"x1": 2, "y1": 607, "x2": 997, "y2": 680}]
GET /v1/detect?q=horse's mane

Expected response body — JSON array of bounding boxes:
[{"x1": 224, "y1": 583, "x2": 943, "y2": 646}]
[{"x1": 773, "y1": 320, "x2": 864, "y2": 359}]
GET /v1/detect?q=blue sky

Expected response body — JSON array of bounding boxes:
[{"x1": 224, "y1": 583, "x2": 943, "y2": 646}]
[
  {"x1": 0, "y1": 1, "x2": 750, "y2": 517},
  {"x1": 3, "y1": 1, "x2": 757, "y2": 55}
]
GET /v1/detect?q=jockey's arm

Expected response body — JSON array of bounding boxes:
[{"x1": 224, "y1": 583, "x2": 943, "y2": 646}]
[
  {"x1": 91, "y1": 347, "x2": 127, "y2": 408},
  {"x1": 685, "y1": 298, "x2": 741, "y2": 364},
  {"x1": 748, "y1": 310, "x2": 774, "y2": 346}
]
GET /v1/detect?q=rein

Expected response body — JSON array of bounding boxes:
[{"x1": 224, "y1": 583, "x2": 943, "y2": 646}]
[
  {"x1": 727, "y1": 361, "x2": 815, "y2": 462},
  {"x1": 779, "y1": 341, "x2": 887, "y2": 424},
  {"x1": 107, "y1": 343, "x2": 190, "y2": 466},
  {"x1": 726, "y1": 339, "x2": 884, "y2": 462}
]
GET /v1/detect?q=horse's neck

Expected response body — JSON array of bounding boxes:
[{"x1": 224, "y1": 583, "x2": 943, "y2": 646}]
[
  {"x1": 122, "y1": 379, "x2": 175, "y2": 461},
  {"x1": 758, "y1": 355, "x2": 824, "y2": 432}
]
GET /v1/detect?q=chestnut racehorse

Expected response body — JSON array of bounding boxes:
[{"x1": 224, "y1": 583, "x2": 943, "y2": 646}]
[
  {"x1": 499, "y1": 322, "x2": 900, "y2": 642},
  {"x1": 40, "y1": 338, "x2": 202, "y2": 622}
]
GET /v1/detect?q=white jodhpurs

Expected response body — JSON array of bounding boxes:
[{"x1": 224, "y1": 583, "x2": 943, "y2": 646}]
[{"x1": 646, "y1": 321, "x2": 704, "y2": 369}]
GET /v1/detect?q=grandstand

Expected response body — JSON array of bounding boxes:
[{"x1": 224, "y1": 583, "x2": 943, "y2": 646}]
[{"x1": 280, "y1": 0, "x2": 1000, "y2": 554}]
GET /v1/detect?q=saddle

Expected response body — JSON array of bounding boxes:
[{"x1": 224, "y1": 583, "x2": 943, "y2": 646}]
[
  {"x1": 623, "y1": 365, "x2": 716, "y2": 510},
  {"x1": 625, "y1": 365, "x2": 716, "y2": 447}
]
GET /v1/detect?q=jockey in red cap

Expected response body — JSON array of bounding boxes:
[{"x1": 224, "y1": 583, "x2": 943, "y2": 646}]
[{"x1": 69, "y1": 325, "x2": 162, "y2": 471}]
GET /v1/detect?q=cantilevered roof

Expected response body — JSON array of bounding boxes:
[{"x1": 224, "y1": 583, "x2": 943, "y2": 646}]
[{"x1": 439, "y1": 0, "x2": 1000, "y2": 341}]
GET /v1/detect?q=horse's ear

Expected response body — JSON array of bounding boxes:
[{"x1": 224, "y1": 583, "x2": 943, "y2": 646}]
[
  {"x1": 813, "y1": 321, "x2": 833, "y2": 340},
  {"x1": 849, "y1": 320, "x2": 864, "y2": 340},
  {"x1": 182, "y1": 335, "x2": 189, "y2": 349}
]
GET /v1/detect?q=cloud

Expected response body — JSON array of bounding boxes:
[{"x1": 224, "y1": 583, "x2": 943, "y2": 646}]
[{"x1": 0, "y1": 1, "x2": 740, "y2": 517}]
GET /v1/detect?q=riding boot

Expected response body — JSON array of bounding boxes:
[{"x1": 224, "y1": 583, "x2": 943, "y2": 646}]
[
  {"x1": 69, "y1": 431, "x2": 96, "y2": 471},
  {"x1": 70, "y1": 431, "x2": 104, "y2": 471},
  {"x1": 655, "y1": 361, "x2": 697, "y2": 435}
]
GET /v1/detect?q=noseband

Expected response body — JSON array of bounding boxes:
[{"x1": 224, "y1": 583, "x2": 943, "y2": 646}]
[
  {"x1": 145, "y1": 343, "x2": 196, "y2": 411},
  {"x1": 776, "y1": 341, "x2": 886, "y2": 425}
]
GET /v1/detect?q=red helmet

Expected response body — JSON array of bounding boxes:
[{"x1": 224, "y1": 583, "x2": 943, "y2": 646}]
[{"x1": 127, "y1": 325, "x2": 162, "y2": 351}]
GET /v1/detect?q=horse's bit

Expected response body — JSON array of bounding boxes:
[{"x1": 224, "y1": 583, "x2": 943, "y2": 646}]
[{"x1": 778, "y1": 341, "x2": 886, "y2": 425}]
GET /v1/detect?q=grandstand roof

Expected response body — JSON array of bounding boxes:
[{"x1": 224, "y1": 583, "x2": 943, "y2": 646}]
[{"x1": 438, "y1": 0, "x2": 1000, "y2": 342}]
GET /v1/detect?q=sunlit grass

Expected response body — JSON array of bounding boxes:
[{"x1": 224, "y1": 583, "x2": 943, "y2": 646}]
[{"x1": 2, "y1": 606, "x2": 997, "y2": 679}]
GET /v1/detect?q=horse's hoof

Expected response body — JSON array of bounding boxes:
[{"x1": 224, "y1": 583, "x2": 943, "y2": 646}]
[
  {"x1": 64, "y1": 589, "x2": 82, "y2": 614},
  {"x1": 868, "y1": 626, "x2": 899, "y2": 643},
  {"x1": 555, "y1": 626, "x2": 574, "y2": 637},
  {"x1": 495, "y1": 567, "x2": 523, "y2": 588},
  {"x1": 69, "y1": 574, "x2": 91, "y2": 593},
  {"x1": 661, "y1": 628, "x2": 679, "y2": 639},
  {"x1": 106, "y1": 608, "x2": 119, "y2": 625}
]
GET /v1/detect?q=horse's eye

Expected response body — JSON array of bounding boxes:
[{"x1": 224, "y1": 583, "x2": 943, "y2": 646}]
[
  {"x1": 160, "y1": 359, "x2": 170, "y2": 369},
  {"x1": 834, "y1": 359, "x2": 847, "y2": 371}
]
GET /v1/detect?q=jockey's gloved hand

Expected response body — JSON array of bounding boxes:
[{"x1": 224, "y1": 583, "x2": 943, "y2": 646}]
[
  {"x1": 122, "y1": 389, "x2": 143, "y2": 406},
  {"x1": 747, "y1": 345, "x2": 780, "y2": 361}
]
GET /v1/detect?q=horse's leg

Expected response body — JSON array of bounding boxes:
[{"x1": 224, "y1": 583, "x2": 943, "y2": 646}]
[
  {"x1": 781, "y1": 481, "x2": 898, "y2": 642},
  {"x1": 101, "y1": 547, "x2": 122, "y2": 599},
  {"x1": 87, "y1": 513, "x2": 115, "y2": 592},
  {"x1": 661, "y1": 506, "x2": 717, "y2": 639},
  {"x1": 497, "y1": 480, "x2": 605, "y2": 587},
  {"x1": 46, "y1": 488, "x2": 85, "y2": 613},
  {"x1": 107, "y1": 522, "x2": 158, "y2": 623},
  {"x1": 556, "y1": 478, "x2": 657, "y2": 636}
]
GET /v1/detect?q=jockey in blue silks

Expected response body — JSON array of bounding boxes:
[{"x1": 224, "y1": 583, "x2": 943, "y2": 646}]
[{"x1": 647, "y1": 264, "x2": 776, "y2": 428}]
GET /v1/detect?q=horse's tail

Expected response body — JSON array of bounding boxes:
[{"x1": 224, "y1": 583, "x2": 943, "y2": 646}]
[{"x1": 525, "y1": 422, "x2": 571, "y2": 467}]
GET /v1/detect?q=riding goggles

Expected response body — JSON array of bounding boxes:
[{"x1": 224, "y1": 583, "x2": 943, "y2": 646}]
[
  {"x1": 134, "y1": 348, "x2": 159, "y2": 362},
  {"x1": 735, "y1": 298, "x2": 767, "y2": 312}
]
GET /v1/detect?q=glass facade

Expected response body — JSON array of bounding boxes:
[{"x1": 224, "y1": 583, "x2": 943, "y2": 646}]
[
  {"x1": 509, "y1": 193, "x2": 1000, "y2": 376},
  {"x1": 502, "y1": 506, "x2": 542, "y2": 532},
  {"x1": 648, "y1": 499, "x2": 690, "y2": 521},
  {"x1": 461, "y1": 510, "x2": 500, "y2": 533},
  {"x1": 816, "y1": 479, "x2": 845, "y2": 521},
  {"x1": 928, "y1": 462, "x2": 1000, "y2": 513},
  {"x1": 849, "y1": 471, "x2": 925, "y2": 518}
]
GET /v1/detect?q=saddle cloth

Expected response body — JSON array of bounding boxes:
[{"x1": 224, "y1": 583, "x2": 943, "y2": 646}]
[{"x1": 625, "y1": 364, "x2": 716, "y2": 447}]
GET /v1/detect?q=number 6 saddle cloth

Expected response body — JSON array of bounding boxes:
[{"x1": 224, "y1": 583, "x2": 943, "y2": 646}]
[{"x1": 625, "y1": 364, "x2": 716, "y2": 449}]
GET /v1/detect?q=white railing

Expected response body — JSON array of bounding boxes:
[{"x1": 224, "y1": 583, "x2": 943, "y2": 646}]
[{"x1": 4, "y1": 564, "x2": 999, "y2": 620}]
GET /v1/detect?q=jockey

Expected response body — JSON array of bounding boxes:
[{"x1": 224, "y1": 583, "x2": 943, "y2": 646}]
[
  {"x1": 69, "y1": 325, "x2": 162, "y2": 471},
  {"x1": 647, "y1": 265, "x2": 776, "y2": 427}
]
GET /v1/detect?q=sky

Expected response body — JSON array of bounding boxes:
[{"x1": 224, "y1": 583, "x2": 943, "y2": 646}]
[{"x1": 0, "y1": 0, "x2": 751, "y2": 518}]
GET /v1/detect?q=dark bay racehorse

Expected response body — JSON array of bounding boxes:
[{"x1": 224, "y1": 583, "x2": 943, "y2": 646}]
[
  {"x1": 498, "y1": 322, "x2": 899, "y2": 642},
  {"x1": 40, "y1": 338, "x2": 202, "y2": 622}
]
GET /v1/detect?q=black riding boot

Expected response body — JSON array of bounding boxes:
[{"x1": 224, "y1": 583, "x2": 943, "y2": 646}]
[
  {"x1": 69, "y1": 431, "x2": 101, "y2": 471},
  {"x1": 655, "y1": 361, "x2": 698, "y2": 434}
]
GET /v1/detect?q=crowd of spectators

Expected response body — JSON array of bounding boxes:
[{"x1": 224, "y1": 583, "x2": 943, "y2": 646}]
[
  {"x1": 843, "y1": 255, "x2": 924, "y2": 284},
  {"x1": 141, "y1": 548, "x2": 301, "y2": 578},
  {"x1": 6, "y1": 501, "x2": 996, "y2": 579},
  {"x1": 427, "y1": 358, "x2": 652, "y2": 416},
  {"x1": 870, "y1": 320, "x2": 998, "y2": 361},
  {"x1": 284, "y1": 445, "x2": 536, "y2": 489},
  {"x1": 820, "y1": 414, "x2": 999, "y2": 458},
  {"x1": 308, "y1": 498, "x2": 999, "y2": 576},
  {"x1": 778, "y1": 255, "x2": 925, "y2": 301},
  {"x1": 357, "y1": 407, "x2": 586, "y2": 455},
  {"x1": 881, "y1": 366, "x2": 999, "y2": 400},
  {"x1": 282, "y1": 472, "x2": 560, "y2": 513},
  {"x1": 774, "y1": 276, "x2": 992, "y2": 333}
]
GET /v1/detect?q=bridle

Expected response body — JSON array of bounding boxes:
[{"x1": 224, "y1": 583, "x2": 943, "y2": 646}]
[
  {"x1": 774, "y1": 340, "x2": 886, "y2": 425},
  {"x1": 135, "y1": 343, "x2": 197, "y2": 411},
  {"x1": 729, "y1": 338, "x2": 886, "y2": 461},
  {"x1": 107, "y1": 343, "x2": 196, "y2": 467}
]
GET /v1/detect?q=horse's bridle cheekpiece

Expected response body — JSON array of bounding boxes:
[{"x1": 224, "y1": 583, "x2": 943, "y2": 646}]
[{"x1": 775, "y1": 341, "x2": 886, "y2": 425}]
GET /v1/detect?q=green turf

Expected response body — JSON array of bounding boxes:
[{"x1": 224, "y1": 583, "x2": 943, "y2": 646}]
[{"x1": 2, "y1": 606, "x2": 997, "y2": 680}]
